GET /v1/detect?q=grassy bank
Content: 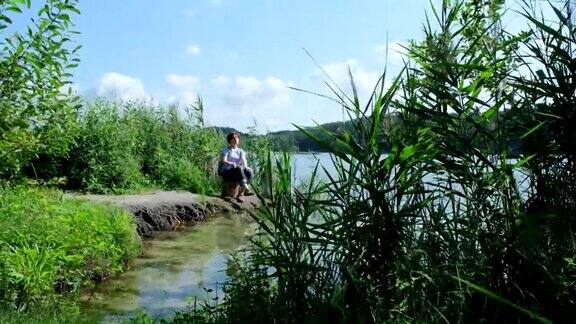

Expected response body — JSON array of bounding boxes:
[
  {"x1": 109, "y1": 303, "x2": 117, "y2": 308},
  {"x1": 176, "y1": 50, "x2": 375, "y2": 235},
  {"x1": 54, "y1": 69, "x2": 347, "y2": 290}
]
[
  {"x1": 0, "y1": 185, "x2": 139, "y2": 318},
  {"x1": 0, "y1": 305, "x2": 98, "y2": 324}
]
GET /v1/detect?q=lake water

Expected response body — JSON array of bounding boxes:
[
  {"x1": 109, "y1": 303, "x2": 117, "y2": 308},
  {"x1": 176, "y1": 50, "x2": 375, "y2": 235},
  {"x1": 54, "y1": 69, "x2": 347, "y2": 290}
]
[{"x1": 290, "y1": 152, "x2": 334, "y2": 183}]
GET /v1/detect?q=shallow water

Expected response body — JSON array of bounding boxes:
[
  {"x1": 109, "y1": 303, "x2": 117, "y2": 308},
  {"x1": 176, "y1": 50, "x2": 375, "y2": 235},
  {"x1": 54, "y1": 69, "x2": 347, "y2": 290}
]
[{"x1": 84, "y1": 213, "x2": 252, "y2": 322}]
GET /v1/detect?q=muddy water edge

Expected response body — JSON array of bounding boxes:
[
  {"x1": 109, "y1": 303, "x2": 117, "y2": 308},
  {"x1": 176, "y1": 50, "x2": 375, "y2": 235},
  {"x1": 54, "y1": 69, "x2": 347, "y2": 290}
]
[
  {"x1": 81, "y1": 211, "x2": 253, "y2": 322},
  {"x1": 70, "y1": 191, "x2": 261, "y2": 322}
]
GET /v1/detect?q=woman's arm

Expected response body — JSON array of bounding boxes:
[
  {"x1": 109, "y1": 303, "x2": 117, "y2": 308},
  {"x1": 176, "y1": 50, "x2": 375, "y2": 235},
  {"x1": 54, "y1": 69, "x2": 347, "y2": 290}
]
[
  {"x1": 240, "y1": 150, "x2": 249, "y2": 168},
  {"x1": 221, "y1": 151, "x2": 237, "y2": 167}
]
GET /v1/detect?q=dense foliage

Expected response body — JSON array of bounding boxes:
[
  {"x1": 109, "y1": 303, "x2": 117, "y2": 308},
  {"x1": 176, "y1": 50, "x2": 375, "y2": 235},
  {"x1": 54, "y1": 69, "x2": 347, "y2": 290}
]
[
  {"x1": 10, "y1": 97, "x2": 268, "y2": 195},
  {"x1": 176, "y1": 0, "x2": 576, "y2": 323},
  {"x1": 60, "y1": 100, "x2": 224, "y2": 194},
  {"x1": 0, "y1": 185, "x2": 139, "y2": 312},
  {"x1": 0, "y1": 0, "x2": 81, "y2": 178}
]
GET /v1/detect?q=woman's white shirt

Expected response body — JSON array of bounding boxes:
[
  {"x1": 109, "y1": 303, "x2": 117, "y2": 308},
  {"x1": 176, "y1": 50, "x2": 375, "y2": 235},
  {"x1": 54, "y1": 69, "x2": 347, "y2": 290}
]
[{"x1": 221, "y1": 147, "x2": 245, "y2": 172}]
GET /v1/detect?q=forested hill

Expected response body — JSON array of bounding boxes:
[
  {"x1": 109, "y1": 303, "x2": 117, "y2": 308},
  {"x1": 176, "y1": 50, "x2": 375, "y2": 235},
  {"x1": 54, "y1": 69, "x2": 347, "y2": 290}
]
[
  {"x1": 267, "y1": 120, "x2": 358, "y2": 152},
  {"x1": 210, "y1": 120, "x2": 359, "y2": 152},
  {"x1": 212, "y1": 112, "x2": 522, "y2": 154}
]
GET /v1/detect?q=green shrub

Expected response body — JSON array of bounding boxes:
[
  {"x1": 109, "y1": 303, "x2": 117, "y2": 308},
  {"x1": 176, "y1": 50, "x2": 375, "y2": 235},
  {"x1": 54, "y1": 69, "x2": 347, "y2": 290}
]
[
  {"x1": 159, "y1": 157, "x2": 212, "y2": 194},
  {"x1": 0, "y1": 0, "x2": 81, "y2": 179},
  {"x1": 67, "y1": 101, "x2": 148, "y2": 193},
  {"x1": 0, "y1": 185, "x2": 139, "y2": 309},
  {"x1": 63, "y1": 100, "x2": 224, "y2": 194}
]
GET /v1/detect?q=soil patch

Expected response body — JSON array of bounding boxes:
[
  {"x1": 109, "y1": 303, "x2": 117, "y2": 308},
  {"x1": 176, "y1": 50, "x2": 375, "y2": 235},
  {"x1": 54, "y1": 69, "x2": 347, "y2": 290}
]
[{"x1": 73, "y1": 191, "x2": 260, "y2": 237}]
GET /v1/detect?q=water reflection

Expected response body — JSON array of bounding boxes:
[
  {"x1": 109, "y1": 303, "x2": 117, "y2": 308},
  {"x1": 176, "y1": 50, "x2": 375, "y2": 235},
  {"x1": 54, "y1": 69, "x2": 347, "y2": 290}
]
[{"x1": 85, "y1": 213, "x2": 252, "y2": 322}]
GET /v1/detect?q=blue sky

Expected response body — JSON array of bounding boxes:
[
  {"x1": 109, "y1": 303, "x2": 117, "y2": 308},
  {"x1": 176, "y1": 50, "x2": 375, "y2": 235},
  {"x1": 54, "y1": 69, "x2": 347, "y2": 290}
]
[
  {"x1": 66, "y1": 0, "x2": 433, "y2": 132},
  {"x1": 10, "y1": 0, "x2": 551, "y2": 132}
]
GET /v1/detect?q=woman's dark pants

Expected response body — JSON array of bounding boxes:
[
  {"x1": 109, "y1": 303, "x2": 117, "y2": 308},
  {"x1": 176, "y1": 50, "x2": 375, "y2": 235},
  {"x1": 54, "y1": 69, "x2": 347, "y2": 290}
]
[{"x1": 221, "y1": 166, "x2": 252, "y2": 184}]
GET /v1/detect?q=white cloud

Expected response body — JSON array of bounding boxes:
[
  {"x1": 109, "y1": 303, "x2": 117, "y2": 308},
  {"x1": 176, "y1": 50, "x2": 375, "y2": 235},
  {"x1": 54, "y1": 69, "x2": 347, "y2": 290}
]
[
  {"x1": 212, "y1": 75, "x2": 229, "y2": 87},
  {"x1": 97, "y1": 72, "x2": 147, "y2": 101},
  {"x1": 166, "y1": 74, "x2": 200, "y2": 89},
  {"x1": 312, "y1": 59, "x2": 381, "y2": 97},
  {"x1": 165, "y1": 74, "x2": 201, "y2": 106},
  {"x1": 186, "y1": 44, "x2": 201, "y2": 56},
  {"x1": 206, "y1": 75, "x2": 294, "y2": 132},
  {"x1": 211, "y1": 75, "x2": 291, "y2": 108},
  {"x1": 167, "y1": 91, "x2": 199, "y2": 106}
]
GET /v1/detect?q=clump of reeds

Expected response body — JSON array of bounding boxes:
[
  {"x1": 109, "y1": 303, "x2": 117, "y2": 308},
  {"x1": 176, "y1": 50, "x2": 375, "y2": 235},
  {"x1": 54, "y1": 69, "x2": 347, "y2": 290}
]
[{"x1": 179, "y1": 1, "x2": 576, "y2": 323}]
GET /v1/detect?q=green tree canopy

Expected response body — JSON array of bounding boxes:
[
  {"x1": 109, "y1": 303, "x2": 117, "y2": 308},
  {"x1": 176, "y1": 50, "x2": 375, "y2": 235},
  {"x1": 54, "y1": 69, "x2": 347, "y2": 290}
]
[{"x1": 0, "y1": 0, "x2": 80, "y2": 178}]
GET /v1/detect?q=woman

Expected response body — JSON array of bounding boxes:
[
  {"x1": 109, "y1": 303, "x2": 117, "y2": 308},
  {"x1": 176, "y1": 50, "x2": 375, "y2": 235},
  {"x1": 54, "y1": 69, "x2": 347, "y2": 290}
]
[{"x1": 219, "y1": 131, "x2": 252, "y2": 202}]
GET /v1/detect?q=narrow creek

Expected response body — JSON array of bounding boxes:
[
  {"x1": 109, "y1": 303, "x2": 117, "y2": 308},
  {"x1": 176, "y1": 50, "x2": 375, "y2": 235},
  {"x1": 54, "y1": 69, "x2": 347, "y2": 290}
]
[
  {"x1": 79, "y1": 154, "x2": 327, "y2": 322},
  {"x1": 83, "y1": 212, "x2": 253, "y2": 322}
]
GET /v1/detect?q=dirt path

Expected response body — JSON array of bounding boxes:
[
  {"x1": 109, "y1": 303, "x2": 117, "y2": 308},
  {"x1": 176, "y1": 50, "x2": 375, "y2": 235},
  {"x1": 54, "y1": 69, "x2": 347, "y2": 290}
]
[{"x1": 72, "y1": 191, "x2": 261, "y2": 236}]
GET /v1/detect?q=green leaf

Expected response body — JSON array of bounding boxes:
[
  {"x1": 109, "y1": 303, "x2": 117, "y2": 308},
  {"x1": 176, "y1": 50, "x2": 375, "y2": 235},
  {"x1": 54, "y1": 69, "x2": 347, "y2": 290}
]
[
  {"x1": 522, "y1": 13, "x2": 566, "y2": 42},
  {"x1": 512, "y1": 154, "x2": 535, "y2": 169},
  {"x1": 6, "y1": 6, "x2": 23, "y2": 14},
  {"x1": 400, "y1": 145, "x2": 416, "y2": 161},
  {"x1": 65, "y1": 5, "x2": 81, "y2": 15},
  {"x1": 0, "y1": 15, "x2": 13, "y2": 24},
  {"x1": 59, "y1": 14, "x2": 70, "y2": 22},
  {"x1": 520, "y1": 121, "x2": 545, "y2": 139}
]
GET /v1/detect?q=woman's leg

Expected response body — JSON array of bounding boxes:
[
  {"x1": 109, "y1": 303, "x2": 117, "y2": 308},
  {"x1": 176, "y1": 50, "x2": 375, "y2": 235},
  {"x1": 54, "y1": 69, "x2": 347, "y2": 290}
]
[
  {"x1": 222, "y1": 168, "x2": 243, "y2": 182},
  {"x1": 237, "y1": 168, "x2": 252, "y2": 196},
  {"x1": 232, "y1": 167, "x2": 253, "y2": 201},
  {"x1": 242, "y1": 167, "x2": 252, "y2": 184},
  {"x1": 220, "y1": 168, "x2": 240, "y2": 198}
]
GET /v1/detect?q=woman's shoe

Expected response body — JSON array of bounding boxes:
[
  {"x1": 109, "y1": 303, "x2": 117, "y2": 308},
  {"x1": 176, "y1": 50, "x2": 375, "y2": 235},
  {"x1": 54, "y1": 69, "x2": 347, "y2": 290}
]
[
  {"x1": 242, "y1": 184, "x2": 253, "y2": 196},
  {"x1": 235, "y1": 196, "x2": 244, "y2": 203}
]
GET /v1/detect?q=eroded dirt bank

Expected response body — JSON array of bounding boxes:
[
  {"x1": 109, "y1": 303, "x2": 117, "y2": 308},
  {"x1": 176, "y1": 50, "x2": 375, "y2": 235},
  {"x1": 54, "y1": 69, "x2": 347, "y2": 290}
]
[{"x1": 76, "y1": 191, "x2": 260, "y2": 237}]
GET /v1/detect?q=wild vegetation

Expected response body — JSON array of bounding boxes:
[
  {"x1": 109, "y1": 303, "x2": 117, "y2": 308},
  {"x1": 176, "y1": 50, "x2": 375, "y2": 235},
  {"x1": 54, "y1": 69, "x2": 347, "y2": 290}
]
[
  {"x1": 0, "y1": 0, "x2": 267, "y2": 321},
  {"x1": 170, "y1": 0, "x2": 576, "y2": 323},
  {"x1": 2, "y1": 0, "x2": 575, "y2": 322},
  {"x1": 40, "y1": 99, "x2": 225, "y2": 195},
  {"x1": 0, "y1": 0, "x2": 81, "y2": 179},
  {"x1": 0, "y1": 185, "x2": 139, "y2": 320}
]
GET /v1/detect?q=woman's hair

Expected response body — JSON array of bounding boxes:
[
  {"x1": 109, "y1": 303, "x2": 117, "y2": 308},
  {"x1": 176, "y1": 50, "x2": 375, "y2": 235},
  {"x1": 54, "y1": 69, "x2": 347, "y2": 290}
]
[{"x1": 226, "y1": 131, "x2": 240, "y2": 144}]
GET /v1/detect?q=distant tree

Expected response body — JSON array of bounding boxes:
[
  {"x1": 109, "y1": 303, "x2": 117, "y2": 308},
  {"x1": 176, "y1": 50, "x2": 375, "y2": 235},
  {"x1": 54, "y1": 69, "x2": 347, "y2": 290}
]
[{"x1": 0, "y1": 0, "x2": 81, "y2": 178}]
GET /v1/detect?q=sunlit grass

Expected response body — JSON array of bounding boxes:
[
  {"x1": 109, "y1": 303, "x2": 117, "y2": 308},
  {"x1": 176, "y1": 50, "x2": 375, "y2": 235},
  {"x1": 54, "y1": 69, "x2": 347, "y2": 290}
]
[{"x1": 0, "y1": 185, "x2": 139, "y2": 311}]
